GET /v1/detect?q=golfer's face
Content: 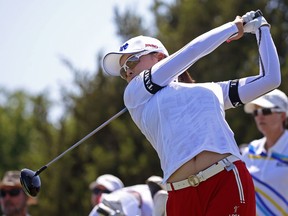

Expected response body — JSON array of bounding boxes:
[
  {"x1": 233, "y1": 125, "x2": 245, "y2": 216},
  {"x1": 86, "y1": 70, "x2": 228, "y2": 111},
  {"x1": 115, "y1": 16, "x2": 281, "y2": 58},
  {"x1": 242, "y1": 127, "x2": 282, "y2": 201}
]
[{"x1": 120, "y1": 53, "x2": 158, "y2": 82}]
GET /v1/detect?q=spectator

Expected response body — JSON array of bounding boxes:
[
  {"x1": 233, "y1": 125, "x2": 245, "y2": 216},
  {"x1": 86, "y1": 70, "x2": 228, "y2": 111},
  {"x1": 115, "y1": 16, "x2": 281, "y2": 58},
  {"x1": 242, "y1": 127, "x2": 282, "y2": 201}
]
[
  {"x1": 89, "y1": 174, "x2": 124, "y2": 207},
  {"x1": 89, "y1": 184, "x2": 153, "y2": 216},
  {"x1": 146, "y1": 176, "x2": 168, "y2": 216},
  {"x1": 0, "y1": 170, "x2": 37, "y2": 216},
  {"x1": 241, "y1": 89, "x2": 288, "y2": 215}
]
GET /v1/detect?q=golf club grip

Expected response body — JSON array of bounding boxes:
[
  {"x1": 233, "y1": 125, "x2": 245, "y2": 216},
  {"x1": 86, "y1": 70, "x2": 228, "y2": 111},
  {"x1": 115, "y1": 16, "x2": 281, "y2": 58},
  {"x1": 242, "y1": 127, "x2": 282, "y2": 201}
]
[{"x1": 244, "y1": 9, "x2": 263, "y2": 25}]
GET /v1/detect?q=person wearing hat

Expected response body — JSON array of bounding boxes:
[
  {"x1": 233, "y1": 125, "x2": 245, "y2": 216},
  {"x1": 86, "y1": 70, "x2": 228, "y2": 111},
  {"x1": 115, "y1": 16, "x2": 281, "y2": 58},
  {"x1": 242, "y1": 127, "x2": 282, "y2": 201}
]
[
  {"x1": 101, "y1": 10, "x2": 281, "y2": 215},
  {"x1": 0, "y1": 170, "x2": 37, "y2": 216},
  {"x1": 146, "y1": 176, "x2": 168, "y2": 216},
  {"x1": 241, "y1": 89, "x2": 288, "y2": 215},
  {"x1": 89, "y1": 184, "x2": 153, "y2": 216},
  {"x1": 89, "y1": 174, "x2": 124, "y2": 207}
]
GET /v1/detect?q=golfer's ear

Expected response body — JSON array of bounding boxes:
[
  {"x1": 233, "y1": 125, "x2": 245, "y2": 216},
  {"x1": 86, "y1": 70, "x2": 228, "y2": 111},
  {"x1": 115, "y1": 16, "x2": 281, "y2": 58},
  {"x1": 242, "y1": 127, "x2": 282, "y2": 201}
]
[{"x1": 154, "y1": 52, "x2": 166, "y2": 61}]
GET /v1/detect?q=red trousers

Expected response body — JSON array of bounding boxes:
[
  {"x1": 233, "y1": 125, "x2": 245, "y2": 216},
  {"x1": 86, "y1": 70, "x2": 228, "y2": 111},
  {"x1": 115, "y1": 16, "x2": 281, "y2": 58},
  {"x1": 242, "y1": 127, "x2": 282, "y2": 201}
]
[{"x1": 166, "y1": 161, "x2": 256, "y2": 216}]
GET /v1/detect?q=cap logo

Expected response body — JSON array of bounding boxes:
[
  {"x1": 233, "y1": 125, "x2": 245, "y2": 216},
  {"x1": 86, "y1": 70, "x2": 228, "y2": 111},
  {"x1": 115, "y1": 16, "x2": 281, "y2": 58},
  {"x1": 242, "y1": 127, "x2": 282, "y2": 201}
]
[
  {"x1": 145, "y1": 44, "x2": 158, "y2": 49},
  {"x1": 120, "y1": 43, "x2": 129, "y2": 51}
]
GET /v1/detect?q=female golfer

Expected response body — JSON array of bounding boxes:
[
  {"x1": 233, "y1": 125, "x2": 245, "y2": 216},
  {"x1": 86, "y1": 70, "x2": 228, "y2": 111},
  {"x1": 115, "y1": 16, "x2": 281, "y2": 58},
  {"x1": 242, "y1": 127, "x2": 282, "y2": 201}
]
[{"x1": 102, "y1": 11, "x2": 280, "y2": 215}]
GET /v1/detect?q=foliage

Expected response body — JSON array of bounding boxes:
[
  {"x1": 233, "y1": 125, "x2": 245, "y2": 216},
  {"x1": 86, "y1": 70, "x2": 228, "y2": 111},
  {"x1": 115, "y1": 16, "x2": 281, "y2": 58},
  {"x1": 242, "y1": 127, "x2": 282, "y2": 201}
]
[{"x1": 0, "y1": 0, "x2": 287, "y2": 215}]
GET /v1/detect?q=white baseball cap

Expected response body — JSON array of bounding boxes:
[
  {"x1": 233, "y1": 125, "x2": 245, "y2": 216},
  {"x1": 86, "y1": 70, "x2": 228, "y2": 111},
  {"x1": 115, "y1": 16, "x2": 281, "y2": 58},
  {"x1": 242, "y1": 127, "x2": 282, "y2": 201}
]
[
  {"x1": 146, "y1": 175, "x2": 163, "y2": 184},
  {"x1": 244, "y1": 89, "x2": 288, "y2": 116},
  {"x1": 146, "y1": 175, "x2": 164, "y2": 189},
  {"x1": 89, "y1": 174, "x2": 124, "y2": 192},
  {"x1": 102, "y1": 35, "x2": 169, "y2": 76}
]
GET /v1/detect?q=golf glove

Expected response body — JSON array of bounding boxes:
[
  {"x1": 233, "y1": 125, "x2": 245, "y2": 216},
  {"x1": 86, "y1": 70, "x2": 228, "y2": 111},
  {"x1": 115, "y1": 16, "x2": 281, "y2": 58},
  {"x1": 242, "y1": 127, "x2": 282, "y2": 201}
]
[{"x1": 243, "y1": 11, "x2": 270, "y2": 34}]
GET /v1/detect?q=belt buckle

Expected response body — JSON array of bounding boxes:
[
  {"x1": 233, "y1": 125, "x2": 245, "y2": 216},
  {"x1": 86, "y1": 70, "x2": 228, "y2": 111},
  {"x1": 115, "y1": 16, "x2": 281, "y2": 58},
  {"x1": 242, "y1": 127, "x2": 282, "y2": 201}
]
[{"x1": 188, "y1": 175, "x2": 200, "y2": 187}]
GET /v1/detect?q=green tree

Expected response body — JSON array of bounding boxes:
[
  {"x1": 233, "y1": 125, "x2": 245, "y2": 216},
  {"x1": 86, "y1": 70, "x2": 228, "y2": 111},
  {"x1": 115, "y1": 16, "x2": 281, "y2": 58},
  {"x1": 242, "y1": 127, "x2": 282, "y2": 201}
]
[
  {"x1": 0, "y1": 88, "x2": 56, "y2": 215},
  {"x1": 0, "y1": 89, "x2": 55, "y2": 173},
  {"x1": 1, "y1": 1, "x2": 287, "y2": 215}
]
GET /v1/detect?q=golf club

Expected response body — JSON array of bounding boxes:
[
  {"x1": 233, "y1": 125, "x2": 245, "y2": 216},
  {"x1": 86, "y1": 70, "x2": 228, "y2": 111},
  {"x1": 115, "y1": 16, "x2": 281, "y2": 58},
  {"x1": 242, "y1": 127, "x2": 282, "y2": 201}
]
[{"x1": 20, "y1": 107, "x2": 127, "y2": 197}]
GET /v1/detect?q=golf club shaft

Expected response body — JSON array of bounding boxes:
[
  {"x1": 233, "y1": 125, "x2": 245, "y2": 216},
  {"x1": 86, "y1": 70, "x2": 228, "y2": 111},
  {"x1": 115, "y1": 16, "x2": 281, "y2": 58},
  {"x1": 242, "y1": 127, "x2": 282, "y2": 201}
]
[{"x1": 35, "y1": 107, "x2": 128, "y2": 176}]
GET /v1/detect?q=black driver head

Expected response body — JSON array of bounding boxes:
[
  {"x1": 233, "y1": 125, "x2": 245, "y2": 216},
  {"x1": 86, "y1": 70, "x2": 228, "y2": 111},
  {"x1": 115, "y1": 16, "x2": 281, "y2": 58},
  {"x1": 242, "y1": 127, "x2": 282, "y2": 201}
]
[{"x1": 20, "y1": 168, "x2": 41, "y2": 197}]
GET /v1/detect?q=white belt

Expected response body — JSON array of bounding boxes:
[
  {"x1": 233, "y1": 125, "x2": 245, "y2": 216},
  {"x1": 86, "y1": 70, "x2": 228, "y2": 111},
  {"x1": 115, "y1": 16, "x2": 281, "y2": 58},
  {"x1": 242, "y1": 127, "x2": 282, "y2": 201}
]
[{"x1": 166, "y1": 155, "x2": 240, "y2": 191}]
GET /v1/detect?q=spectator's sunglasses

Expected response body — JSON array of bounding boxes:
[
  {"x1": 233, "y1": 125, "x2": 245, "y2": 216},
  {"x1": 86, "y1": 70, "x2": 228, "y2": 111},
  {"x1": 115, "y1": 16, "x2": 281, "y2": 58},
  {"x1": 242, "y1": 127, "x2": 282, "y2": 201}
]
[
  {"x1": 0, "y1": 188, "x2": 21, "y2": 198},
  {"x1": 92, "y1": 188, "x2": 111, "y2": 195},
  {"x1": 252, "y1": 108, "x2": 281, "y2": 117}
]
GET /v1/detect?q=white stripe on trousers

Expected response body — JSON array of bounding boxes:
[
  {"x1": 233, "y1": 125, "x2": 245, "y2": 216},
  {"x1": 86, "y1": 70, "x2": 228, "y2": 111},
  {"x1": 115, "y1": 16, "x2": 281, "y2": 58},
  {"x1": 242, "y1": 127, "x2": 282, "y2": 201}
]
[{"x1": 232, "y1": 166, "x2": 245, "y2": 204}]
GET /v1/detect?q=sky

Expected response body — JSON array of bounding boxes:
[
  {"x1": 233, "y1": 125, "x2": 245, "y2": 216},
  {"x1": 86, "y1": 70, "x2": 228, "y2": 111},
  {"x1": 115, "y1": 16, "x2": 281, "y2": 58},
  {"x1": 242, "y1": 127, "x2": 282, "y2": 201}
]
[{"x1": 0, "y1": 0, "x2": 154, "y2": 122}]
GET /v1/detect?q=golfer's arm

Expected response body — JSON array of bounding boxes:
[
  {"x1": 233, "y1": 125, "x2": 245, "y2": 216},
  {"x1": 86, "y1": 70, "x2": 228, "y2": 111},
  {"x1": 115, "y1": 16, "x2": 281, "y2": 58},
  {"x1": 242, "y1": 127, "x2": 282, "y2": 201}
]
[
  {"x1": 238, "y1": 26, "x2": 281, "y2": 103},
  {"x1": 150, "y1": 22, "x2": 239, "y2": 86}
]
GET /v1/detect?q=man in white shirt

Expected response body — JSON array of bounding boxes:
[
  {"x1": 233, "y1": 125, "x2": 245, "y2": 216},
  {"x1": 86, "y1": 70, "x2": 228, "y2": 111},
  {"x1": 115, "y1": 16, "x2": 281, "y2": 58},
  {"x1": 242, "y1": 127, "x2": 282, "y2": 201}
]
[
  {"x1": 146, "y1": 176, "x2": 167, "y2": 216},
  {"x1": 89, "y1": 174, "x2": 124, "y2": 207},
  {"x1": 89, "y1": 184, "x2": 153, "y2": 216}
]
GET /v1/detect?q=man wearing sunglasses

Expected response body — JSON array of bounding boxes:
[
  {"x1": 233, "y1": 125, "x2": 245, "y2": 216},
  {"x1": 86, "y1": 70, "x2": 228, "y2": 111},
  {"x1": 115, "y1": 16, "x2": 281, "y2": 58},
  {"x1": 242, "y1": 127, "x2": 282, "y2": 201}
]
[
  {"x1": 241, "y1": 89, "x2": 288, "y2": 215},
  {"x1": 0, "y1": 170, "x2": 36, "y2": 216},
  {"x1": 89, "y1": 174, "x2": 124, "y2": 207}
]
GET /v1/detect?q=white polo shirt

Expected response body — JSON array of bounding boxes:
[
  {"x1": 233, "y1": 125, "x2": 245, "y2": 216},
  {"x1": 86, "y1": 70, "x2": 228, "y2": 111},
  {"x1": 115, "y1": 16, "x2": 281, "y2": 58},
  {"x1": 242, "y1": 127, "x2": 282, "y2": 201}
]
[{"x1": 242, "y1": 130, "x2": 288, "y2": 215}]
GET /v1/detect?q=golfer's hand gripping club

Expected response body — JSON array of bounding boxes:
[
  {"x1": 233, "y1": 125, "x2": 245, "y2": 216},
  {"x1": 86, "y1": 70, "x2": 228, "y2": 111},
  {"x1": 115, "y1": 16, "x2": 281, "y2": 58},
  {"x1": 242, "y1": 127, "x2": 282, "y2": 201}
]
[
  {"x1": 227, "y1": 9, "x2": 263, "y2": 42},
  {"x1": 243, "y1": 10, "x2": 263, "y2": 25},
  {"x1": 243, "y1": 10, "x2": 270, "y2": 34}
]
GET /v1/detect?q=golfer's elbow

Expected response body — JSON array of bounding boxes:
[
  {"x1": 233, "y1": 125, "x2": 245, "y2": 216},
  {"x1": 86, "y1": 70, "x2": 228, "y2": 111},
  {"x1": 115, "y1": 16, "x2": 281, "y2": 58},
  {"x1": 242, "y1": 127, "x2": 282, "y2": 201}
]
[
  {"x1": 266, "y1": 67, "x2": 281, "y2": 91},
  {"x1": 272, "y1": 67, "x2": 281, "y2": 88}
]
